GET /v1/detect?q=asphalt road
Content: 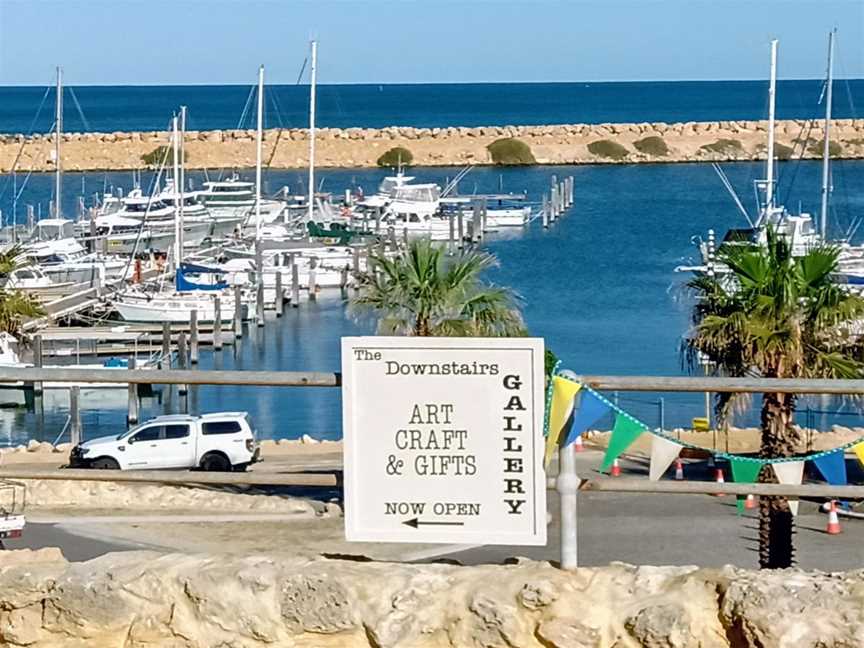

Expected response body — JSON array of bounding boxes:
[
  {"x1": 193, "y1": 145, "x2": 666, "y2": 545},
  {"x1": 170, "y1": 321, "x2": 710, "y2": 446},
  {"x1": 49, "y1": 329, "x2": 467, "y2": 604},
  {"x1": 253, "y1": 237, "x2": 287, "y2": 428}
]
[
  {"x1": 4, "y1": 522, "x2": 141, "y2": 561},
  {"x1": 5, "y1": 450, "x2": 864, "y2": 569}
]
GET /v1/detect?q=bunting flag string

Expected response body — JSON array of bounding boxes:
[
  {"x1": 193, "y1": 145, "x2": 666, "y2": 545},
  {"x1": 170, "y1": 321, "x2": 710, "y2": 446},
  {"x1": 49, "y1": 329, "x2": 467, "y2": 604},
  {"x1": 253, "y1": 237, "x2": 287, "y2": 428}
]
[
  {"x1": 544, "y1": 369, "x2": 864, "y2": 487},
  {"x1": 771, "y1": 461, "x2": 805, "y2": 516},
  {"x1": 729, "y1": 458, "x2": 763, "y2": 512}
]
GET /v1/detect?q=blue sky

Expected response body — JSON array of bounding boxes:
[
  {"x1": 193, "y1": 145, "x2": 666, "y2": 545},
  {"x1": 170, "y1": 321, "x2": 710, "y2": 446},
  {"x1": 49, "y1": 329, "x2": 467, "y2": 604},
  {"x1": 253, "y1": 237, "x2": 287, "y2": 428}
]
[{"x1": 1, "y1": 0, "x2": 862, "y2": 85}]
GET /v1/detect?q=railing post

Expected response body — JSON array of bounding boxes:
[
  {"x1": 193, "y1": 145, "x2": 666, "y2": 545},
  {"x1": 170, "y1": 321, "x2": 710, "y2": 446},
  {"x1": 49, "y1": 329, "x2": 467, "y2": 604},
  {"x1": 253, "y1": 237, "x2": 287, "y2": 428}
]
[
  {"x1": 557, "y1": 372, "x2": 581, "y2": 571},
  {"x1": 126, "y1": 357, "x2": 139, "y2": 425},
  {"x1": 177, "y1": 333, "x2": 188, "y2": 395}
]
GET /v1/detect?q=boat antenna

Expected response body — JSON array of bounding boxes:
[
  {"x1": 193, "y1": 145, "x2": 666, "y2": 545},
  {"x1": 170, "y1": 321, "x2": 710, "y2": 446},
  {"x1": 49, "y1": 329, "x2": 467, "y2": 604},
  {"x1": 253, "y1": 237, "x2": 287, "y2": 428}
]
[{"x1": 820, "y1": 28, "x2": 835, "y2": 240}]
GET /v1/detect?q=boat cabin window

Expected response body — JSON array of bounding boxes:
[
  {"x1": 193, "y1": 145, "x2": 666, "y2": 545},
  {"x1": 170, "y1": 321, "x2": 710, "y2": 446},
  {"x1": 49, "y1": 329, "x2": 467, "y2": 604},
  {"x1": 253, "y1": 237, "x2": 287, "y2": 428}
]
[{"x1": 15, "y1": 270, "x2": 36, "y2": 279}]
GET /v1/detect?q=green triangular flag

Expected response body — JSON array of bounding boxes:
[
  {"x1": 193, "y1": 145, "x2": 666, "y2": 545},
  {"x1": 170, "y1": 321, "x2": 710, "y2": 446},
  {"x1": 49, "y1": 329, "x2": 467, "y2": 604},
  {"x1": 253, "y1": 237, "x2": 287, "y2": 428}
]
[
  {"x1": 601, "y1": 413, "x2": 646, "y2": 472},
  {"x1": 730, "y1": 457, "x2": 763, "y2": 513}
]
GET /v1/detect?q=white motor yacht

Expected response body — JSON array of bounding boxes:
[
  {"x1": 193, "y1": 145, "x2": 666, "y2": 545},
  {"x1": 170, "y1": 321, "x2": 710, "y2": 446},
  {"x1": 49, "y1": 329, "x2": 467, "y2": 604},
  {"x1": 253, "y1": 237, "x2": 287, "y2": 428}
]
[
  {"x1": 158, "y1": 180, "x2": 241, "y2": 239},
  {"x1": 117, "y1": 192, "x2": 210, "y2": 248}
]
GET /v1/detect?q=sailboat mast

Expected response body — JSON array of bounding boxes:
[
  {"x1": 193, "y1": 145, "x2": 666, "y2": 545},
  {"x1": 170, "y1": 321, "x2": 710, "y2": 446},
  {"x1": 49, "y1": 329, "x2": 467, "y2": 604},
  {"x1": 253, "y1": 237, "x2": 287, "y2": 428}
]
[
  {"x1": 255, "y1": 65, "x2": 264, "y2": 241},
  {"x1": 180, "y1": 105, "x2": 187, "y2": 255},
  {"x1": 765, "y1": 40, "x2": 778, "y2": 211},
  {"x1": 820, "y1": 29, "x2": 835, "y2": 240},
  {"x1": 307, "y1": 40, "x2": 317, "y2": 223},
  {"x1": 172, "y1": 115, "x2": 181, "y2": 271},
  {"x1": 54, "y1": 66, "x2": 63, "y2": 218}
]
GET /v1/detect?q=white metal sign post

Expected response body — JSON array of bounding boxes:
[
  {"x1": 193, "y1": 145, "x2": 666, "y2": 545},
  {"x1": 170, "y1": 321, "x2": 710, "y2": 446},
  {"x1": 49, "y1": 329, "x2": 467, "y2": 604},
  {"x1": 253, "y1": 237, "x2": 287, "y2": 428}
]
[{"x1": 342, "y1": 336, "x2": 546, "y2": 545}]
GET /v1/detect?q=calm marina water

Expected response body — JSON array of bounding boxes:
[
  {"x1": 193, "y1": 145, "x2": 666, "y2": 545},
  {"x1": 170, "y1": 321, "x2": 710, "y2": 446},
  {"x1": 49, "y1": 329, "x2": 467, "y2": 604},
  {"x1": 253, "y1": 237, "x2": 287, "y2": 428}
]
[
  {"x1": 0, "y1": 159, "x2": 863, "y2": 446},
  {"x1": 1, "y1": 80, "x2": 863, "y2": 134}
]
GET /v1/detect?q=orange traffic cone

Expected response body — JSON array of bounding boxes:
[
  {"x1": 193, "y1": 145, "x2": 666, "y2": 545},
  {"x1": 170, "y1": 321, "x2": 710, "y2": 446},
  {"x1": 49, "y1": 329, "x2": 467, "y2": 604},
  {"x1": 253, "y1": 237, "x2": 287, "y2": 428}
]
[
  {"x1": 826, "y1": 501, "x2": 842, "y2": 535},
  {"x1": 744, "y1": 493, "x2": 756, "y2": 510},
  {"x1": 574, "y1": 435, "x2": 584, "y2": 453},
  {"x1": 674, "y1": 459, "x2": 684, "y2": 481},
  {"x1": 611, "y1": 458, "x2": 621, "y2": 477},
  {"x1": 712, "y1": 468, "x2": 725, "y2": 496}
]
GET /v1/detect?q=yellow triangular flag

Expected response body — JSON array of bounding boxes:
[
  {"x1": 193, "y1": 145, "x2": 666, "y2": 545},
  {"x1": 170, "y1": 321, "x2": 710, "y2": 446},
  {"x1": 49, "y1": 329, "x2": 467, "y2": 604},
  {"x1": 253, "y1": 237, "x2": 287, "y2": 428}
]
[
  {"x1": 544, "y1": 376, "x2": 581, "y2": 466},
  {"x1": 853, "y1": 442, "x2": 864, "y2": 468}
]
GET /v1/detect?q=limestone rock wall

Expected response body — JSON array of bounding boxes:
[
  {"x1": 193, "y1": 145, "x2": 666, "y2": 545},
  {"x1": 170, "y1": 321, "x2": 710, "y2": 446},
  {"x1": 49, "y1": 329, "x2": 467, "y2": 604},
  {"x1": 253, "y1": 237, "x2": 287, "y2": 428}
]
[
  {"x1": 1, "y1": 549, "x2": 862, "y2": 647},
  {"x1": 2, "y1": 119, "x2": 864, "y2": 171}
]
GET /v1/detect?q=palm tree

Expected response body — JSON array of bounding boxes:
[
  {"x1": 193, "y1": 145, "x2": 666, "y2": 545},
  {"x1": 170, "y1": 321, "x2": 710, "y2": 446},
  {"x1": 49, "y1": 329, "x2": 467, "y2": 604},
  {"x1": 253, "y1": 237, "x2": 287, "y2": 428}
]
[
  {"x1": 351, "y1": 238, "x2": 525, "y2": 337},
  {"x1": 684, "y1": 227, "x2": 864, "y2": 569},
  {"x1": 0, "y1": 246, "x2": 44, "y2": 338}
]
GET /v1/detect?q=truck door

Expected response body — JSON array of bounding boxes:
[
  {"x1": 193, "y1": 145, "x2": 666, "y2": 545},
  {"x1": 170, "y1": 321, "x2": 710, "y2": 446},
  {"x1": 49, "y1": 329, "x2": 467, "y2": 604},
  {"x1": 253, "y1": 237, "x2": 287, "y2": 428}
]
[
  {"x1": 157, "y1": 423, "x2": 196, "y2": 469},
  {"x1": 122, "y1": 424, "x2": 162, "y2": 468}
]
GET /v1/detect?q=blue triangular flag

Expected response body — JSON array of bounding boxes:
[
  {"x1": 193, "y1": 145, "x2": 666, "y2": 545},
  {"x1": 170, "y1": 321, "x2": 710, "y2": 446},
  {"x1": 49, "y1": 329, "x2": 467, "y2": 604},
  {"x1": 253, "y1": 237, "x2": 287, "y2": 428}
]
[
  {"x1": 563, "y1": 389, "x2": 610, "y2": 446},
  {"x1": 813, "y1": 450, "x2": 847, "y2": 486}
]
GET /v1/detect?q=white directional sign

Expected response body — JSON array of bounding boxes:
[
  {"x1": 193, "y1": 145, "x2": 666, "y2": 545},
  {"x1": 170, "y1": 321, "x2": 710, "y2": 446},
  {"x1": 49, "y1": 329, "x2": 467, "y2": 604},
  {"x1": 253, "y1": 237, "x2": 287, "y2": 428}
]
[{"x1": 341, "y1": 336, "x2": 546, "y2": 545}]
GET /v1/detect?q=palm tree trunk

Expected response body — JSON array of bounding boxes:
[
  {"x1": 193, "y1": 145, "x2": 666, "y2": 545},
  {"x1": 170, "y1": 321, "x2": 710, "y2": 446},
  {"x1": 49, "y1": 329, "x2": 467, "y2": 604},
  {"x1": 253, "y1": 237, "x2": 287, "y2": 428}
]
[{"x1": 758, "y1": 391, "x2": 800, "y2": 569}]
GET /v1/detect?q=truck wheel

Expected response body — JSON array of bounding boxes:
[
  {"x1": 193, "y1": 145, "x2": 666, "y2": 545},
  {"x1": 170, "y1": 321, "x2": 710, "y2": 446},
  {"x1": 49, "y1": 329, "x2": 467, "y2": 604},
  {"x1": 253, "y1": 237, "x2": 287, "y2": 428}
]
[
  {"x1": 200, "y1": 453, "x2": 231, "y2": 472},
  {"x1": 91, "y1": 457, "x2": 120, "y2": 470}
]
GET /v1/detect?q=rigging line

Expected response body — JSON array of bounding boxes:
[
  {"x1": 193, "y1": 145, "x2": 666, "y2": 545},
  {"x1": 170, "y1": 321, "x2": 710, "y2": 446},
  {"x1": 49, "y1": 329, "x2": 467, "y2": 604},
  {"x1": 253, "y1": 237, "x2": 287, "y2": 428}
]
[
  {"x1": 295, "y1": 57, "x2": 308, "y2": 85},
  {"x1": 0, "y1": 87, "x2": 52, "y2": 202},
  {"x1": 67, "y1": 87, "x2": 91, "y2": 131},
  {"x1": 777, "y1": 118, "x2": 815, "y2": 208}
]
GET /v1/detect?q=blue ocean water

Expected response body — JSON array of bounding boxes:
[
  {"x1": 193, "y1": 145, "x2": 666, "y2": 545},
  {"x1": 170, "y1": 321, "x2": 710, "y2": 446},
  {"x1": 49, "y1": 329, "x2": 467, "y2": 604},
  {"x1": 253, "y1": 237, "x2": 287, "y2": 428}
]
[
  {"x1": 1, "y1": 80, "x2": 863, "y2": 134},
  {"x1": 0, "y1": 159, "x2": 862, "y2": 446}
]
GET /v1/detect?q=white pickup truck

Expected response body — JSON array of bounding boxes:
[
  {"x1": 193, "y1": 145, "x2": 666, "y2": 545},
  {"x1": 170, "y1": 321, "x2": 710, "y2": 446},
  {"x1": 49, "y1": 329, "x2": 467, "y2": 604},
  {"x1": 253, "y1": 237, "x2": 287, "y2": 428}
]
[{"x1": 69, "y1": 412, "x2": 260, "y2": 472}]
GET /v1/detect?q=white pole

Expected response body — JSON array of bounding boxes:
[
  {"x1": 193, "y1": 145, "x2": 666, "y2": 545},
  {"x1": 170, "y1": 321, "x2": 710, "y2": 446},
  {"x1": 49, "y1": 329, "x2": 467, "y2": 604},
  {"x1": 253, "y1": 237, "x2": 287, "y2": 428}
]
[
  {"x1": 172, "y1": 115, "x2": 180, "y2": 272},
  {"x1": 54, "y1": 66, "x2": 63, "y2": 219},
  {"x1": 765, "y1": 39, "x2": 778, "y2": 211},
  {"x1": 179, "y1": 105, "x2": 187, "y2": 256},
  {"x1": 820, "y1": 29, "x2": 835, "y2": 241},
  {"x1": 557, "y1": 369, "x2": 580, "y2": 570},
  {"x1": 307, "y1": 40, "x2": 317, "y2": 223},
  {"x1": 255, "y1": 64, "x2": 264, "y2": 241}
]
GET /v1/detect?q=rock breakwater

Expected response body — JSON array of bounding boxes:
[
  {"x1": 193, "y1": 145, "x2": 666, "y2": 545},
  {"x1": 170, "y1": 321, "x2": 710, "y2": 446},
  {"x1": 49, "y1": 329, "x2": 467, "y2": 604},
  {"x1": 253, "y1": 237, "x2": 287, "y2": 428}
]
[{"x1": 2, "y1": 118, "x2": 864, "y2": 171}]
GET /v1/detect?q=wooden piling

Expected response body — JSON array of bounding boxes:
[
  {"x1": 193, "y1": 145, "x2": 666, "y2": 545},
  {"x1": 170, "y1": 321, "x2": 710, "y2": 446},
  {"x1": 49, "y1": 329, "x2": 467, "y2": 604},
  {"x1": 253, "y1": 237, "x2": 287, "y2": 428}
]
[
  {"x1": 69, "y1": 386, "x2": 81, "y2": 447},
  {"x1": 542, "y1": 194, "x2": 549, "y2": 229},
  {"x1": 256, "y1": 281, "x2": 265, "y2": 327},
  {"x1": 291, "y1": 260, "x2": 300, "y2": 307},
  {"x1": 127, "y1": 357, "x2": 139, "y2": 424},
  {"x1": 177, "y1": 333, "x2": 188, "y2": 395},
  {"x1": 481, "y1": 198, "x2": 488, "y2": 233},
  {"x1": 33, "y1": 335, "x2": 43, "y2": 395},
  {"x1": 448, "y1": 212, "x2": 455, "y2": 255},
  {"x1": 340, "y1": 266, "x2": 349, "y2": 298},
  {"x1": 472, "y1": 200, "x2": 482, "y2": 242},
  {"x1": 550, "y1": 185, "x2": 558, "y2": 222},
  {"x1": 308, "y1": 257, "x2": 317, "y2": 301},
  {"x1": 457, "y1": 211, "x2": 464, "y2": 248},
  {"x1": 274, "y1": 270, "x2": 283, "y2": 316},
  {"x1": 189, "y1": 309, "x2": 199, "y2": 364},
  {"x1": 352, "y1": 247, "x2": 360, "y2": 290},
  {"x1": 233, "y1": 285, "x2": 243, "y2": 338},
  {"x1": 161, "y1": 322, "x2": 171, "y2": 368},
  {"x1": 213, "y1": 297, "x2": 223, "y2": 350},
  {"x1": 374, "y1": 207, "x2": 382, "y2": 233}
]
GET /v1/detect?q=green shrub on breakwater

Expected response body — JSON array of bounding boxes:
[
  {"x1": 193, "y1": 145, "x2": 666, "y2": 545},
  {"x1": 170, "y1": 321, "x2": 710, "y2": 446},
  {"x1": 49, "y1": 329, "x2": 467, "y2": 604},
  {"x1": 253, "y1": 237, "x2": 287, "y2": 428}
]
[
  {"x1": 633, "y1": 136, "x2": 669, "y2": 157},
  {"x1": 806, "y1": 140, "x2": 843, "y2": 158},
  {"x1": 587, "y1": 139, "x2": 629, "y2": 160},
  {"x1": 486, "y1": 138, "x2": 536, "y2": 165},
  {"x1": 141, "y1": 145, "x2": 186, "y2": 167},
  {"x1": 377, "y1": 146, "x2": 414, "y2": 168},
  {"x1": 700, "y1": 139, "x2": 744, "y2": 155}
]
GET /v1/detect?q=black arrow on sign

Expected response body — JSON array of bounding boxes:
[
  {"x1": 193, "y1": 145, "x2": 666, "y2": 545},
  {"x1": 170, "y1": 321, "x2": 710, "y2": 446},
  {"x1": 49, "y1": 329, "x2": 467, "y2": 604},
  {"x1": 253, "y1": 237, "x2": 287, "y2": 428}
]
[{"x1": 403, "y1": 518, "x2": 465, "y2": 528}]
